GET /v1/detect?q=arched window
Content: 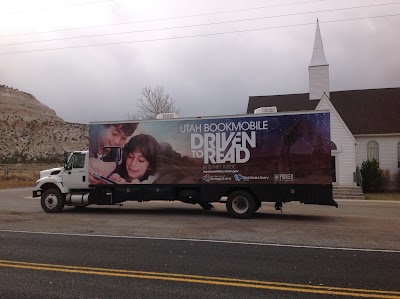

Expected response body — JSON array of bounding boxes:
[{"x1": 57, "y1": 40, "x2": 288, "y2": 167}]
[
  {"x1": 367, "y1": 141, "x2": 379, "y2": 162},
  {"x1": 331, "y1": 141, "x2": 337, "y2": 151},
  {"x1": 398, "y1": 141, "x2": 400, "y2": 168}
]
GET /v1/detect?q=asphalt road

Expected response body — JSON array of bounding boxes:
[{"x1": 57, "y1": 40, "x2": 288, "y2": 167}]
[{"x1": 0, "y1": 188, "x2": 399, "y2": 298}]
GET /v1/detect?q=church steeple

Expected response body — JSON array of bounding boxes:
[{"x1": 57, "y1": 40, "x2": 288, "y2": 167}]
[
  {"x1": 310, "y1": 19, "x2": 328, "y2": 67},
  {"x1": 309, "y1": 20, "x2": 329, "y2": 100}
]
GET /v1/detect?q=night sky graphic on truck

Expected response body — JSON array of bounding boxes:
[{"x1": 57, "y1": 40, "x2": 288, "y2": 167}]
[{"x1": 88, "y1": 112, "x2": 331, "y2": 185}]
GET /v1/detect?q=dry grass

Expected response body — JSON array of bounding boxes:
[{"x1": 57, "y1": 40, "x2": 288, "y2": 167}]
[
  {"x1": 0, "y1": 178, "x2": 37, "y2": 189},
  {"x1": 0, "y1": 163, "x2": 60, "y2": 189},
  {"x1": 364, "y1": 192, "x2": 400, "y2": 201}
]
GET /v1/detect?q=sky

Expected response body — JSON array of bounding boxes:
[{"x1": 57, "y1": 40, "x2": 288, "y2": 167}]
[{"x1": 0, "y1": 0, "x2": 399, "y2": 124}]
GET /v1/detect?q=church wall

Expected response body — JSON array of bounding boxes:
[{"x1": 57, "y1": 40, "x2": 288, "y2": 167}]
[
  {"x1": 355, "y1": 135, "x2": 400, "y2": 175},
  {"x1": 316, "y1": 98, "x2": 356, "y2": 186}
]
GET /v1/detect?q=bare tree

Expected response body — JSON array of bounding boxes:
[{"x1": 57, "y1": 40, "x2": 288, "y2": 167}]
[{"x1": 125, "y1": 85, "x2": 179, "y2": 120}]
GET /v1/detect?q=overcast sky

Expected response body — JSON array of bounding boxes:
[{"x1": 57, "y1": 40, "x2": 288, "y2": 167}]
[{"x1": 0, "y1": 0, "x2": 399, "y2": 123}]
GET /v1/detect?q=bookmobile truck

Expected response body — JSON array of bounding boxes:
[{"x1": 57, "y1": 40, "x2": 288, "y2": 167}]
[{"x1": 33, "y1": 110, "x2": 338, "y2": 219}]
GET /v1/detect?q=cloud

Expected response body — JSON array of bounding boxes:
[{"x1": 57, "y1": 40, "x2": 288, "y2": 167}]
[{"x1": 0, "y1": 0, "x2": 399, "y2": 123}]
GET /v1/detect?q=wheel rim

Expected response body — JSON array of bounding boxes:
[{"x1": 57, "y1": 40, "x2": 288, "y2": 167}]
[
  {"x1": 45, "y1": 194, "x2": 58, "y2": 209},
  {"x1": 232, "y1": 196, "x2": 249, "y2": 214}
]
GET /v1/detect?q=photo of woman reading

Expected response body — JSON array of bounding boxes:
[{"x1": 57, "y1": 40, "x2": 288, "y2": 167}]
[{"x1": 109, "y1": 134, "x2": 160, "y2": 184}]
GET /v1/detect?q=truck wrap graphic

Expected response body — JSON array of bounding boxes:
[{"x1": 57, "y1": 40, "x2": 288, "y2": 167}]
[{"x1": 89, "y1": 112, "x2": 331, "y2": 185}]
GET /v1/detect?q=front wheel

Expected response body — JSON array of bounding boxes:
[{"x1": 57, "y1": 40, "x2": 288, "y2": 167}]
[
  {"x1": 41, "y1": 189, "x2": 65, "y2": 213},
  {"x1": 226, "y1": 191, "x2": 257, "y2": 219}
]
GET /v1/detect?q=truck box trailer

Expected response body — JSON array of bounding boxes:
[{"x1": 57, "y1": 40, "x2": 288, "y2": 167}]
[{"x1": 33, "y1": 110, "x2": 337, "y2": 218}]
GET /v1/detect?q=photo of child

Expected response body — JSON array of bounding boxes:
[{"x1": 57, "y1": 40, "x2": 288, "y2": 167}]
[
  {"x1": 88, "y1": 123, "x2": 138, "y2": 184},
  {"x1": 109, "y1": 134, "x2": 160, "y2": 184},
  {"x1": 89, "y1": 123, "x2": 138, "y2": 159}
]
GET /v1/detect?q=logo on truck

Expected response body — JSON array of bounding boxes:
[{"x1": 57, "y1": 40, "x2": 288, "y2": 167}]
[
  {"x1": 234, "y1": 173, "x2": 243, "y2": 181},
  {"x1": 274, "y1": 174, "x2": 294, "y2": 181},
  {"x1": 202, "y1": 174, "x2": 232, "y2": 182},
  {"x1": 202, "y1": 174, "x2": 211, "y2": 182}
]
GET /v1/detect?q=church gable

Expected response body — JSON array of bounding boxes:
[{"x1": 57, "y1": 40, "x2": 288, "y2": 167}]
[{"x1": 315, "y1": 95, "x2": 356, "y2": 144}]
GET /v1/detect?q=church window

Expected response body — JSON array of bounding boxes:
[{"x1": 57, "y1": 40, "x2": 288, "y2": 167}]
[{"x1": 367, "y1": 141, "x2": 379, "y2": 163}]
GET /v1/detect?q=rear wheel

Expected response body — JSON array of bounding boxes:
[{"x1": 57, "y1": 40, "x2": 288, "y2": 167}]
[
  {"x1": 41, "y1": 189, "x2": 65, "y2": 213},
  {"x1": 255, "y1": 201, "x2": 262, "y2": 211},
  {"x1": 226, "y1": 190, "x2": 257, "y2": 219}
]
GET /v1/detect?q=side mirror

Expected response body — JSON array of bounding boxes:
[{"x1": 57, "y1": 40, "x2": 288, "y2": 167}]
[{"x1": 102, "y1": 147, "x2": 122, "y2": 163}]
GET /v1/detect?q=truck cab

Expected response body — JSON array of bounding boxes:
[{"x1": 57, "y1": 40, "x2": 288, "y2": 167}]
[
  {"x1": 33, "y1": 151, "x2": 90, "y2": 212},
  {"x1": 63, "y1": 151, "x2": 88, "y2": 189}
]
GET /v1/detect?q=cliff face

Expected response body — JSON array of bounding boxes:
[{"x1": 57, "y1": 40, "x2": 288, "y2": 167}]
[{"x1": 0, "y1": 85, "x2": 88, "y2": 163}]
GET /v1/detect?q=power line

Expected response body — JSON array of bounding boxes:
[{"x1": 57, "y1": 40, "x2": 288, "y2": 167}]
[
  {"x1": 1, "y1": 2, "x2": 399, "y2": 47},
  {"x1": 0, "y1": 0, "x2": 330, "y2": 37},
  {"x1": 0, "y1": 0, "x2": 112, "y2": 17},
  {"x1": 1, "y1": 13, "x2": 399, "y2": 56}
]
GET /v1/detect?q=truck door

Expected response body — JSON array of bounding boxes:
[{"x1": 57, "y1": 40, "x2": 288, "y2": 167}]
[{"x1": 63, "y1": 153, "x2": 88, "y2": 190}]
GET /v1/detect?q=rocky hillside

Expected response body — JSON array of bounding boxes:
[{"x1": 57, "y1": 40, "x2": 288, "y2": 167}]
[{"x1": 0, "y1": 85, "x2": 88, "y2": 163}]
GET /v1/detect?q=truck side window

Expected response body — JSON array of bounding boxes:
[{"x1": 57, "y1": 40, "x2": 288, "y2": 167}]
[
  {"x1": 67, "y1": 153, "x2": 85, "y2": 169},
  {"x1": 73, "y1": 154, "x2": 85, "y2": 168}
]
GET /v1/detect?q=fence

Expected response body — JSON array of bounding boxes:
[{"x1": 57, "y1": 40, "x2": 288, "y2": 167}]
[{"x1": 0, "y1": 164, "x2": 48, "y2": 181}]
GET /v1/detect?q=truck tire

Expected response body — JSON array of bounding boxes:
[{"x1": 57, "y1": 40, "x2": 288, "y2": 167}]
[
  {"x1": 226, "y1": 191, "x2": 257, "y2": 219},
  {"x1": 41, "y1": 189, "x2": 65, "y2": 213},
  {"x1": 255, "y1": 201, "x2": 262, "y2": 212}
]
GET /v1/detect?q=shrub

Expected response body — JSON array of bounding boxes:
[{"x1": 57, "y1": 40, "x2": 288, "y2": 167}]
[
  {"x1": 360, "y1": 159, "x2": 387, "y2": 192},
  {"x1": 395, "y1": 170, "x2": 400, "y2": 190},
  {"x1": 381, "y1": 169, "x2": 391, "y2": 191}
]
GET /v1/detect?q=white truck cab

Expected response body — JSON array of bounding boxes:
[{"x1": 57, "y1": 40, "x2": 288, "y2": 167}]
[{"x1": 33, "y1": 151, "x2": 90, "y2": 212}]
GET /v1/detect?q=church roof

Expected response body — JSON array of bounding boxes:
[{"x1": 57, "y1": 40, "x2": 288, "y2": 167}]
[
  {"x1": 247, "y1": 87, "x2": 400, "y2": 135},
  {"x1": 309, "y1": 20, "x2": 329, "y2": 66}
]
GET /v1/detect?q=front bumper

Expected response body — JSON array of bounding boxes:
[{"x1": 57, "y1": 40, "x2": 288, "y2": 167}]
[{"x1": 32, "y1": 190, "x2": 42, "y2": 198}]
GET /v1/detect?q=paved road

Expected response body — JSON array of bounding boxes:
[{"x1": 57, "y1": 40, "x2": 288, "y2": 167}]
[
  {"x1": 0, "y1": 188, "x2": 399, "y2": 298},
  {"x1": 1, "y1": 188, "x2": 399, "y2": 250}
]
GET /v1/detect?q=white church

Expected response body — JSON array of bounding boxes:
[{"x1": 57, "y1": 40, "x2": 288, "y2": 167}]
[{"x1": 247, "y1": 21, "x2": 400, "y2": 195}]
